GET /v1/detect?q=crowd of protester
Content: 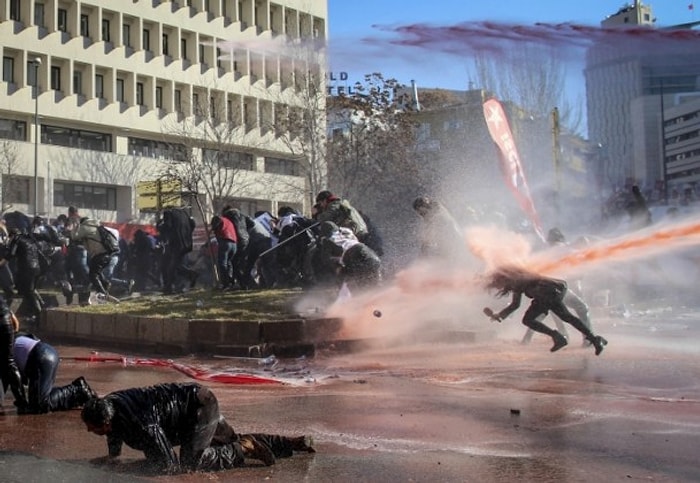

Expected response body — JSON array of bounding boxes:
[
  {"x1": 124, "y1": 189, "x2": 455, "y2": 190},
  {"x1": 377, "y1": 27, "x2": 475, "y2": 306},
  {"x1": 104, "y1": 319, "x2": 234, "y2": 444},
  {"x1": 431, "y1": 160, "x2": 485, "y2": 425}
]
[{"x1": 0, "y1": 190, "x2": 388, "y2": 324}]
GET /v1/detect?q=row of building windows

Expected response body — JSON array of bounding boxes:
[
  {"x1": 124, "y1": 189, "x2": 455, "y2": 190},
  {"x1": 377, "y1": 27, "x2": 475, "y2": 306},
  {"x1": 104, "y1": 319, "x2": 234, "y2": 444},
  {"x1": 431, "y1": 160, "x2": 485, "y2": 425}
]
[
  {"x1": 2, "y1": 54, "x2": 315, "y2": 135},
  {"x1": 0, "y1": 116, "x2": 301, "y2": 175},
  {"x1": 1, "y1": 173, "x2": 299, "y2": 220},
  {"x1": 1, "y1": 174, "x2": 117, "y2": 210},
  {"x1": 667, "y1": 167, "x2": 700, "y2": 182},
  {"x1": 665, "y1": 128, "x2": 700, "y2": 146},
  {"x1": 7, "y1": 1, "x2": 324, "y2": 79},
  {"x1": 42, "y1": 124, "x2": 112, "y2": 152},
  {"x1": 8, "y1": 1, "x2": 325, "y2": 42},
  {"x1": 665, "y1": 147, "x2": 700, "y2": 164},
  {"x1": 664, "y1": 110, "x2": 700, "y2": 128}
]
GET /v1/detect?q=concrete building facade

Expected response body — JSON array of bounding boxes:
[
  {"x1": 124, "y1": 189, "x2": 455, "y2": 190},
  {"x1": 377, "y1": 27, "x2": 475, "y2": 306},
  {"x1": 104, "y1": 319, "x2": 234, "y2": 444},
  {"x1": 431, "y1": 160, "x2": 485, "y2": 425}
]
[
  {"x1": 663, "y1": 96, "x2": 700, "y2": 201},
  {"x1": 0, "y1": 0, "x2": 327, "y2": 225},
  {"x1": 585, "y1": 1, "x2": 700, "y2": 198}
]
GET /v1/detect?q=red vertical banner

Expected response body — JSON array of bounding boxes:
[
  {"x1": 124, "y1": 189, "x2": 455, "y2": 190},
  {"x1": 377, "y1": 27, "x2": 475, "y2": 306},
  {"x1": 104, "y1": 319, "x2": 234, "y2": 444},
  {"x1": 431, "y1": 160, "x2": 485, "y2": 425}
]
[{"x1": 483, "y1": 98, "x2": 546, "y2": 241}]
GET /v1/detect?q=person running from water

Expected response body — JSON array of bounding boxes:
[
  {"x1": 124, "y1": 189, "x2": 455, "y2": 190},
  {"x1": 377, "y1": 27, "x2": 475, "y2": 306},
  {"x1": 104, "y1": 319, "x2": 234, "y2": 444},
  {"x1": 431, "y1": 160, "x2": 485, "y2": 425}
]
[{"x1": 483, "y1": 265, "x2": 608, "y2": 355}]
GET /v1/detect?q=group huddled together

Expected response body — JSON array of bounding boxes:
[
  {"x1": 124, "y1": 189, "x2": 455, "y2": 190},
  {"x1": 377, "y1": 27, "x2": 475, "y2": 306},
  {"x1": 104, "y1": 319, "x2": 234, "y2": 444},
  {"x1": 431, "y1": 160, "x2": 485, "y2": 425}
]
[{"x1": 0, "y1": 189, "x2": 386, "y2": 329}]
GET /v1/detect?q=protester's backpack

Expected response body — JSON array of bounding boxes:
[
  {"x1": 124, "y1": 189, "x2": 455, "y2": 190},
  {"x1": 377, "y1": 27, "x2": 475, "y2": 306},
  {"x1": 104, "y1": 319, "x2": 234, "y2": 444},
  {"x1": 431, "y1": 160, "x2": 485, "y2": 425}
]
[{"x1": 97, "y1": 225, "x2": 120, "y2": 254}]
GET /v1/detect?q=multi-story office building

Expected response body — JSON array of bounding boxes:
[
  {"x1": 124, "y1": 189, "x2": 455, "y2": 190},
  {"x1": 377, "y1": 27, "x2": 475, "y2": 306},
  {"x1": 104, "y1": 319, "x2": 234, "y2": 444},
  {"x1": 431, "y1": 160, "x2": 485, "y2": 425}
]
[
  {"x1": 662, "y1": 96, "x2": 700, "y2": 200},
  {"x1": 585, "y1": 1, "x2": 700, "y2": 197},
  {"x1": 0, "y1": 0, "x2": 327, "y2": 226}
]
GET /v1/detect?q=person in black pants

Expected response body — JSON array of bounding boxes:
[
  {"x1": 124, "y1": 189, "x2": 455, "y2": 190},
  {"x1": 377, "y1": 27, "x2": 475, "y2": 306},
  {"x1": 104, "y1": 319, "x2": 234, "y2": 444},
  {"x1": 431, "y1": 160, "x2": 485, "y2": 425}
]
[
  {"x1": 6, "y1": 229, "x2": 44, "y2": 321},
  {"x1": 157, "y1": 209, "x2": 198, "y2": 294},
  {"x1": 13, "y1": 333, "x2": 96, "y2": 414},
  {"x1": 483, "y1": 265, "x2": 608, "y2": 355}
]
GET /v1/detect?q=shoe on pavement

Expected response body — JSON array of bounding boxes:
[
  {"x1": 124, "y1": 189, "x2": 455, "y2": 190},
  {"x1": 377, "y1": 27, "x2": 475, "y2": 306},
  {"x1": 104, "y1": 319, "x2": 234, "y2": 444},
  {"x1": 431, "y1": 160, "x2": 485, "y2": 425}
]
[
  {"x1": 291, "y1": 435, "x2": 316, "y2": 453},
  {"x1": 550, "y1": 332, "x2": 568, "y2": 352},
  {"x1": 589, "y1": 335, "x2": 608, "y2": 356}
]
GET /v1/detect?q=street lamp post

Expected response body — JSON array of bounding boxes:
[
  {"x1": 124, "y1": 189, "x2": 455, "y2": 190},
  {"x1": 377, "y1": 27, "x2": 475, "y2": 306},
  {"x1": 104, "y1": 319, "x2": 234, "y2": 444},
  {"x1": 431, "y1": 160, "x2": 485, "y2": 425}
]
[{"x1": 33, "y1": 57, "x2": 41, "y2": 216}]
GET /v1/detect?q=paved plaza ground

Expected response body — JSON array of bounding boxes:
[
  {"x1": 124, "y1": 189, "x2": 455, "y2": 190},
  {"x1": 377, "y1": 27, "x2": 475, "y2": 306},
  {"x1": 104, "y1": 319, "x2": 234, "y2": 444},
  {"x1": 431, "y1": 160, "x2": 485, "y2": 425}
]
[{"x1": 1, "y1": 298, "x2": 699, "y2": 482}]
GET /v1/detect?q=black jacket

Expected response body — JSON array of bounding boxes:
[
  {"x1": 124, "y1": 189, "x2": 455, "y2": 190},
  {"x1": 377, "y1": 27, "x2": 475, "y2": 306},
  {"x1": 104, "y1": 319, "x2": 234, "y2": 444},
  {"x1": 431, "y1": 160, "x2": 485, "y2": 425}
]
[
  {"x1": 157, "y1": 209, "x2": 195, "y2": 253},
  {"x1": 104, "y1": 383, "x2": 204, "y2": 470}
]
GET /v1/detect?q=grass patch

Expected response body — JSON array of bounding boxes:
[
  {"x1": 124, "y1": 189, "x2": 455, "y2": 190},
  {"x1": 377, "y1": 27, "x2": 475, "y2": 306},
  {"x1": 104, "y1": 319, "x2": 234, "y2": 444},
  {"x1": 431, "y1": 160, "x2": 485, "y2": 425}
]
[{"x1": 58, "y1": 288, "x2": 323, "y2": 321}]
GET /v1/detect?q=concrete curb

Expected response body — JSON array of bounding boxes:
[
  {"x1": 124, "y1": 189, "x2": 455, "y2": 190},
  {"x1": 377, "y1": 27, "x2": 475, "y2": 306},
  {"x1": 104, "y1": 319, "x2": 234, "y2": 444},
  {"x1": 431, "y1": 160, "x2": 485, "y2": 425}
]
[{"x1": 40, "y1": 308, "x2": 344, "y2": 358}]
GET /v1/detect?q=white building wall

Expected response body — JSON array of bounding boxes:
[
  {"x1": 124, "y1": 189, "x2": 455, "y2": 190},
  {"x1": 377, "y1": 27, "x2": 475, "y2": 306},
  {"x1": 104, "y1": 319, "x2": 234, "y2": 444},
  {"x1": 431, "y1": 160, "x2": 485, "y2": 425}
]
[{"x1": 0, "y1": 0, "x2": 327, "y2": 223}]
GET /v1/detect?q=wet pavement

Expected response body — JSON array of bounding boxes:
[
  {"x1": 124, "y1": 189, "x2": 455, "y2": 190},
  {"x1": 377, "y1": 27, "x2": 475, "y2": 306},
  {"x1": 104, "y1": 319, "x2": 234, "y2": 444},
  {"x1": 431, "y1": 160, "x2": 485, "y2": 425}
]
[{"x1": 2, "y1": 306, "x2": 700, "y2": 482}]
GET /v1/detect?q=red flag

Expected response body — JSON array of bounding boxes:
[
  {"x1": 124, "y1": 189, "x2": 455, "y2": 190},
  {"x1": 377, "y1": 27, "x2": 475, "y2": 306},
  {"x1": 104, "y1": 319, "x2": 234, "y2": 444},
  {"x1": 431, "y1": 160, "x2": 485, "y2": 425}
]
[{"x1": 483, "y1": 98, "x2": 545, "y2": 241}]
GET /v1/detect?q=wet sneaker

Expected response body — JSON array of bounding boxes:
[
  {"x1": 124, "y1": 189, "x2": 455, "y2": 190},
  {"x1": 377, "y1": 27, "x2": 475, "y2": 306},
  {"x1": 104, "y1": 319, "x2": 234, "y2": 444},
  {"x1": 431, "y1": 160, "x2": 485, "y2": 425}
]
[
  {"x1": 291, "y1": 435, "x2": 316, "y2": 453},
  {"x1": 60, "y1": 280, "x2": 72, "y2": 297},
  {"x1": 550, "y1": 332, "x2": 568, "y2": 352},
  {"x1": 589, "y1": 336, "x2": 608, "y2": 356},
  {"x1": 71, "y1": 376, "x2": 98, "y2": 403}
]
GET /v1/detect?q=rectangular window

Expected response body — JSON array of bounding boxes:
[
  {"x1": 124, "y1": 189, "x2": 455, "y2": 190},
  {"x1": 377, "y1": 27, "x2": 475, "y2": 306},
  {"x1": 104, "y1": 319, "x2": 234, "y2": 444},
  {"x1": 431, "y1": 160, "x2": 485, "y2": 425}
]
[
  {"x1": 142, "y1": 28, "x2": 150, "y2": 51},
  {"x1": 264, "y1": 157, "x2": 300, "y2": 176},
  {"x1": 43, "y1": 124, "x2": 112, "y2": 152},
  {"x1": 80, "y1": 14, "x2": 89, "y2": 37},
  {"x1": 128, "y1": 137, "x2": 188, "y2": 161},
  {"x1": 73, "y1": 71, "x2": 82, "y2": 95},
  {"x1": 9, "y1": 0, "x2": 20, "y2": 21},
  {"x1": 181, "y1": 39, "x2": 187, "y2": 60},
  {"x1": 34, "y1": 2, "x2": 45, "y2": 28},
  {"x1": 101, "y1": 19, "x2": 110, "y2": 42},
  {"x1": 122, "y1": 24, "x2": 131, "y2": 47},
  {"x1": 136, "y1": 82, "x2": 144, "y2": 106},
  {"x1": 199, "y1": 44, "x2": 205, "y2": 64},
  {"x1": 57, "y1": 8, "x2": 67, "y2": 32},
  {"x1": 174, "y1": 89, "x2": 181, "y2": 112},
  {"x1": 50, "y1": 66, "x2": 61, "y2": 91},
  {"x1": 162, "y1": 34, "x2": 169, "y2": 56},
  {"x1": 3, "y1": 176, "x2": 30, "y2": 204},
  {"x1": 155, "y1": 86, "x2": 163, "y2": 109},
  {"x1": 2, "y1": 57, "x2": 14, "y2": 83},
  {"x1": 116, "y1": 78, "x2": 124, "y2": 103},
  {"x1": 27, "y1": 60, "x2": 38, "y2": 87},
  {"x1": 0, "y1": 118, "x2": 27, "y2": 141},
  {"x1": 54, "y1": 181, "x2": 117, "y2": 210},
  {"x1": 95, "y1": 74, "x2": 104, "y2": 98},
  {"x1": 203, "y1": 149, "x2": 254, "y2": 170},
  {"x1": 193, "y1": 93, "x2": 200, "y2": 115}
]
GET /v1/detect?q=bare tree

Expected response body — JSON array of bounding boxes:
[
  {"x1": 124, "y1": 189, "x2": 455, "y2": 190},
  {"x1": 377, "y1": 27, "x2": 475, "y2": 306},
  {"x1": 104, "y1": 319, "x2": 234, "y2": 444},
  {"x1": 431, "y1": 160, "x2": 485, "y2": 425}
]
[
  {"x1": 325, "y1": 73, "x2": 424, "y2": 215},
  {"x1": 261, "y1": 39, "x2": 328, "y2": 206},
  {"x1": 159, "y1": 93, "x2": 260, "y2": 217},
  {"x1": 470, "y1": 45, "x2": 583, "y2": 134},
  {"x1": 0, "y1": 140, "x2": 21, "y2": 212}
]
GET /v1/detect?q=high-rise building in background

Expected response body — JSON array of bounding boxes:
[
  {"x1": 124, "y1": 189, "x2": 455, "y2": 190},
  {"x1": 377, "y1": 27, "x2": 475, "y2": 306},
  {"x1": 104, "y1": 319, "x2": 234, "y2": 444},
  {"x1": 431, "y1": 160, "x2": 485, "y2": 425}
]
[
  {"x1": 0, "y1": 0, "x2": 327, "y2": 224},
  {"x1": 585, "y1": 1, "x2": 700, "y2": 201}
]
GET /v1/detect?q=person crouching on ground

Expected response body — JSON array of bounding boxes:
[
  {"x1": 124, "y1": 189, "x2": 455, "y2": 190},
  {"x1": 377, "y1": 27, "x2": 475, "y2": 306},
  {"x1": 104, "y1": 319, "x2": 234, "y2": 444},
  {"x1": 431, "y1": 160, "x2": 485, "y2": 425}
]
[
  {"x1": 483, "y1": 265, "x2": 608, "y2": 355},
  {"x1": 13, "y1": 332, "x2": 96, "y2": 414},
  {"x1": 81, "y1": 382, "x2": 315, "y2": 474}
]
